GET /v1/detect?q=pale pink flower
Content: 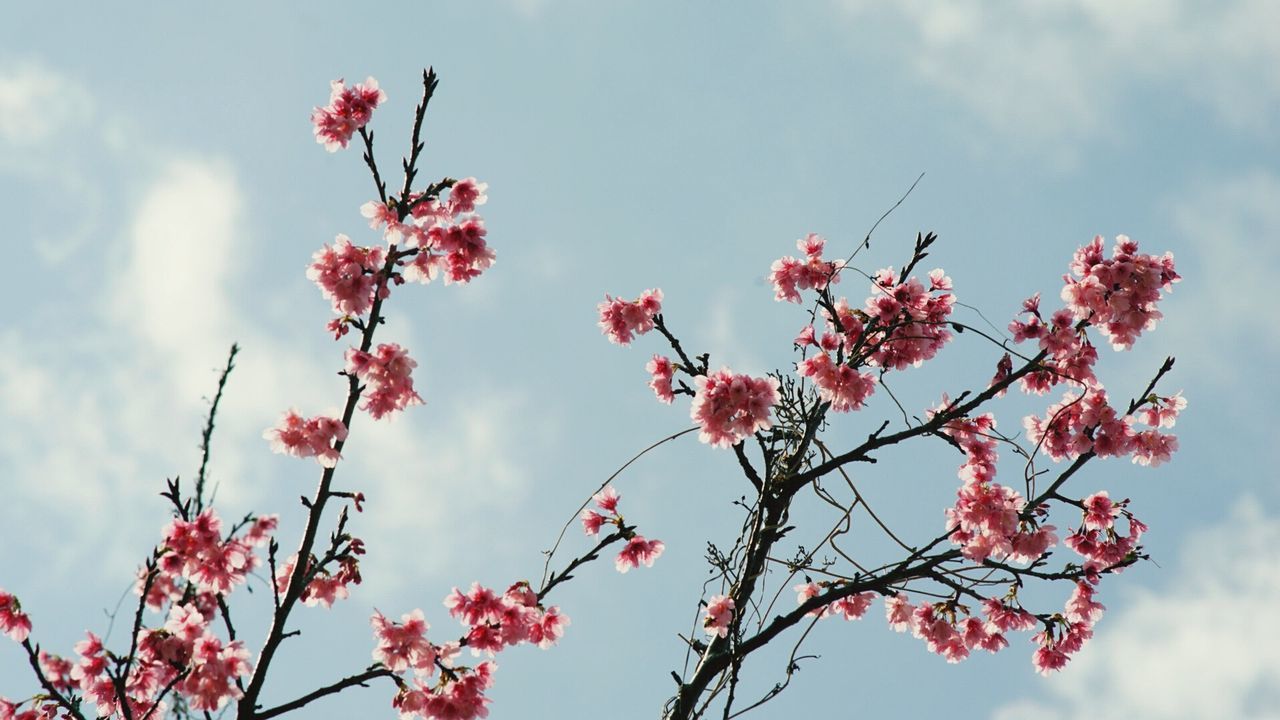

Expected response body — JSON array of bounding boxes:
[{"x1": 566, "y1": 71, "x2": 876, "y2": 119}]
[
  {"x1": 530, "y1": 606, "x2": 570, "y2": 649},
  {"x1": 769, "y1": 234, "x2": 842, "y2": 303},
  {"x1": 885, "y1": 593, "x2": 914, "y2": 632},
  {"x1": 371, "y1": 609, "x2": 437, "y2": 675},
  {"x1": 449, "y1": 177, "x2": 489, "y2": 214},
  {"x1": 703, "y1": 594, "x2": 735, "y2": 638},
  {"x1": 690, "y1": 368, "x2": 779, "y2": 448},
  {"x1": 646, "y1": 355, "x2": 676, "y2": 404},
  {"x1": 1082, "y1": 491, "x2": 1120, "y2": 531},
  {"x1": 1064, "y1": 581, "x2": 1106, "y2": 625},
  {"x1": 796, "y1": 352, "x2": 877, "y2": 413},
  {"x1": 263, "y1": 409, "x2": 348, "y2": 467},
  {"x1": 830, "y1": 592, "x2": 876, "y2": 621},
  {"x1": 1138, "y1": 391, "x2": 1186, "y2": 428},
  {"x1": 615, "y1": 536, "x2": 665, "y2": 573}
]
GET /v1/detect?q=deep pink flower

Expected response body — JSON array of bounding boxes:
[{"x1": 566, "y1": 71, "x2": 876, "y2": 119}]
[
  {"x1": 769, "y1": 234, "x2": 842, "y2": 303},
  {"x1": 796, "y1": 352, "x2": 877, "y2": 413},
  {"x1": 372, "y1": 609, "x2": 437, "y2": 676},
  {"x1": 306, "y1": 235, "x2": 387, "y2": 317},
  {"x1": 0, "y1": 589, "x2": 31, "y2": 642},
  {"x1": 615, "y1": 536, "x2": 665, "y2": 573},
  {"x1": 312, "y1": 77, "x2": 386, "y2": 152},
  {"x1": 580, "y1": 509, "x2": 606, "y2": 536}
]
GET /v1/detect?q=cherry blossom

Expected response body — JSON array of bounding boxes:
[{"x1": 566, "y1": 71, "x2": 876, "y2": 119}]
[
  {"x1": 646, "y1": 354, "x2": 676, "y2": 404},
  {"x1": 312, "y1": 77, "x2": 386, "y2": 152},
  {"x1": 616, "y1": 536, "x2": 665, "y2": 573},
  {"x1": 703, "y1": 595, "x2": 735, "y2": 638},
  {"x1": 346, "y1": 343, "x2": 423, "y2": 419},
  {"x1": 690, "y1": 368, "x2": 779, "y2": 448},
  {"x1": 306, "y1": 235, "x2": 387, "y2": 317},
  {"x1": 769, "y1": 233, "x2": 842, "y2": 303},
  {"x1": 263, "y1": 409, "x2": 348, "y2": 467},
  {"x1": 0, "y1": 590, "x2": 30, "y2": 642},
  {"x1": 1060, "y1": 235, "x2": 1180, "y2": 350},
  {"x1": 597, "y1": 289, "x2": 663, "y2": 345}
]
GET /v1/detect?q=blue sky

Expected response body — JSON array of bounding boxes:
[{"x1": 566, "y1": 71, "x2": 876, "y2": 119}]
[{"x1": 1, "y1": 2, "x2": 1277, "y2": 718}]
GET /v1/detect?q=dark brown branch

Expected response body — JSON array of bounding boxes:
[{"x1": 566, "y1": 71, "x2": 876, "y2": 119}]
[
  {"x1": 254, "y1": 667, "x2": 397, "y2": 720},
  {"x1": 195, "y1": 344, "x2": 238, "y2": 514}
]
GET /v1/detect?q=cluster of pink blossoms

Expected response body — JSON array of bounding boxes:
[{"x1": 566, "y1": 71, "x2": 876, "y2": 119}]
[
  {"x1": 1024, "y1": 388, "x2": 1181, "y2": 466},
  {"x1": 1060, "y1": 235, "x2": 1180, "y2": 350},
  {"x1": 1065, "y1": 491, "x2": 1148, "y2": 575},
  {"x1": 646, "y1": 354, "x2": 676, "y2": 404},
  {"x1": 362, "y1": 177, "x2": 494, "y2": 288},
  {"x1": 793, "y1": 583, "x2": 877, "y2": 622},
  {"x1": 769, "y1": 233, "x2": 843, "y2": 303},
  {"x1": 372, "y1": 581, "x2": 569, "y2": 720},
  {"x1": 937, "y1": 410, "x2": 1057, "y2": 564},
  {"x1": 597, "y1": 289, "x2": 663, "y2": 346},
  {"x1": 580, "y1": 486, "x2": 667, "y2": 573},
  {"x1": 861, "y1": 267, "x2": 955, "y2": 370},
  {"x1": 1010, "y1": 295, "x2": 1100, "y2": 394},
  {"x1": 0, "y1": 697, "x2": 58, "y2": 720},
  {"x1": 886, "y1": 593, "x2": 1033, "y2": 665},
  {"x1": 346, "y1": 343, "x2": 423, "y2": 420},
  {"x1": 263, "y1": 409, "x2": 348, "y2": 468},
  {"x1": 312, "y1": 77, "x2": 386, "y2": 152},
  {"x1": 151, "y1": 509, "x2": 275, "y2": 600},
  {"x1": 690, "y1": 368, "x2": 780, "y2": 448}
]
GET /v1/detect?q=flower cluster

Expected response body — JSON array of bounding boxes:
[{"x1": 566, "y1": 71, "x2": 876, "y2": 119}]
[
  {"x1": 794, "y1": 583, "x2": 877, "y2": 622},
  {"x1": 307, "y1": 235, "x2": 388, "y2": 318},
  {"x1": 1060, "y1": 235, "x2": 1180, "y2": 350},
  {"x1": 796, "y1": 351, "x2": 877, "y2": 413},
  {"x1": 580, "y1": 486, "x2": 667, "y2": 573},
  {"x1": 690, "y1": 368, "x2": 780, "y2": 448},
  {"x1": 937, "y1": 411, "x2": 1058, "y2": 564},
  {"x1": 769, "y1": 233, "x2": 842, "y2": 303},
  {"x1": 346, "y1": 343, "x2": 423, "y2": 420},
  {"x1": 861, "y1": 267, "x2": 955, "y2": 370},
  {"x1": 153, "y1": 509, "x2": 272, "y2": 599},
  {"x1": 263, "y1": 409, "x2": 348, "y2": 467},
  {"x1": 374, "y1": 582, "x2": 570, "y2": 720},
  {"x1": 42, "y1": 605, "x2": 251, "y2": 717},
  {"x1": 1009, "y1": 297, "x2": 1100, "y2": 394},
  {"x1": 1065, "y1": 496, "x2": 1148, "y2": 574},
  {"x1": 1031, "y1": 582, "x2": 1107, "y2": 675},
  {"x1": 312, "y1": 77, "x2": 386, "y2": 152},
  {"x1": 597, "y1": 289, "x2": 663, "y2": 346},
  {"x1": 886, "y1": 594, "x2": 1033, "y2": 665},
  {"x1": 1024, "y1": 389, "x2": 1180, "y2": 466}
]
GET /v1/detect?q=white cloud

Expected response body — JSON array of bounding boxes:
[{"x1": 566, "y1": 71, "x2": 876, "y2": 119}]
[
  {"x1": 993, "y1": 496, "x2": 1280, "y2": 720},
  {"x1": 0, "y1": 61, "x2": 93, "y2": 147},
  {"x1": 834, "y1": 0, "x2": 1280, "y2": 145}
]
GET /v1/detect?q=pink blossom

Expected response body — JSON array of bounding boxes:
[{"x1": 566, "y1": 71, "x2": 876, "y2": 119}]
[
  {"x1": 158, "y1": 509, "x2": 258, "y2": 595},
  {"x1": 346, "y1": 343, "x2": 424, "y2": 420},
  {"x1": 703, "y1": 594, "x2": 735, "y2": 638},
  {"x1": 796, "y1": 352, "x2": 877, "y2": 413},
  {"x1": 1130, "y1": 429, "x2": 1178, "y2": 467},
  {"x1": 1060, "y1": 235, "x2": 1180, "y2": 350},
  {"x1": 769, "y1": 233, "x2": 842, "y2": 303},
  {"x1": 0, "y1": 590, "x2": 31, "y2": 642},
  {"x1": 615, "y1": 536, "x2": 665, "y2": 573},
  {"x1": 594, "y1": 485, "x2": 621, "y2": 513},
  {"x1": 312, "y1": 77, "x2": 386, "y2": 152},
  {"x1": 794, "y1": 582, "x2": 829, "y2": 618},
  {"x1": 646, "y1": 355, "x2": 676, "y2": 404},
  {"x1": 1064, "y1": 582, "x2": 1106, "y2": 625},
  {"x1": 981, "y1": 598, "x2": 1037, "y2": 634},
  {"x1": 1138, "y1": 391, "x2": 1187, "y2": 428},
  {"x1": 529, "y1": 606, "x2": 570, "y2": 649},
  {"x1": 414, "y1": 217, "x2": 496, "y2": 285},
  {"x1": 885, "y1": 593, "x2": 914, "y2": 632},
  {"x1": 580, "y1": 509, "x2": 606, "y2": 536},
  {"x1": 597, "y1": 289, "x2": 663, "y2": 345},
  {"x1": 860, "y1": 269, "x2": 955, "y2": 370},
  {"x1": 830, "y1": 592, "x2": 876, "y2": 621},
  {"x1": 372, "y1": 609, "x2": 437, "y2": 675},
  {"x1": 306, "y1": 234, "x2": 387, "y2": 317},
  {"x1": 263, "y1": 409, "x2": 348, "y2": 467},
  {"x1": 1082, "y1": 491, "x2": 1120, "y2": 531},
  {"x1": 444, "y1": 583, "x2": 506, "y2": 627},
  {"x1": 690, "y1": 368, "x2": 779, "y2": 448},
  {"x1": 449, "y1": 177, "x2": 489, "y2": 214}
]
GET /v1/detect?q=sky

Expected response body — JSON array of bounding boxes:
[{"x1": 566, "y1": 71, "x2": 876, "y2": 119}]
[{"x1": 1, "y1": 2, "x2": 1277, "y2": 718}]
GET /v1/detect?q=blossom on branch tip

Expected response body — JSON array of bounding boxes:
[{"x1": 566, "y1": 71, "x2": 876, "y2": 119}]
[
  {"x1": 646, "y1": 354, "x2": 676, "y2": 404},
  {"x1": 769, "y1": 233, "x2": 842, "y2": 303},
  {"x1": 0, "y1": 589, "x2": 31, "y2": 642},
  {"x1": 597, "y1": 289, "x2": 663, "y2": 346},
  {"x1": 1060, "y1": 235, "x2": 1179, "y2": 350},
  {"x1": 312, "y1": 76, "x2": 386, "y2": 152},
  {"x1": 615, "y1": 536, "x2": 665, "y2": 573}
]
